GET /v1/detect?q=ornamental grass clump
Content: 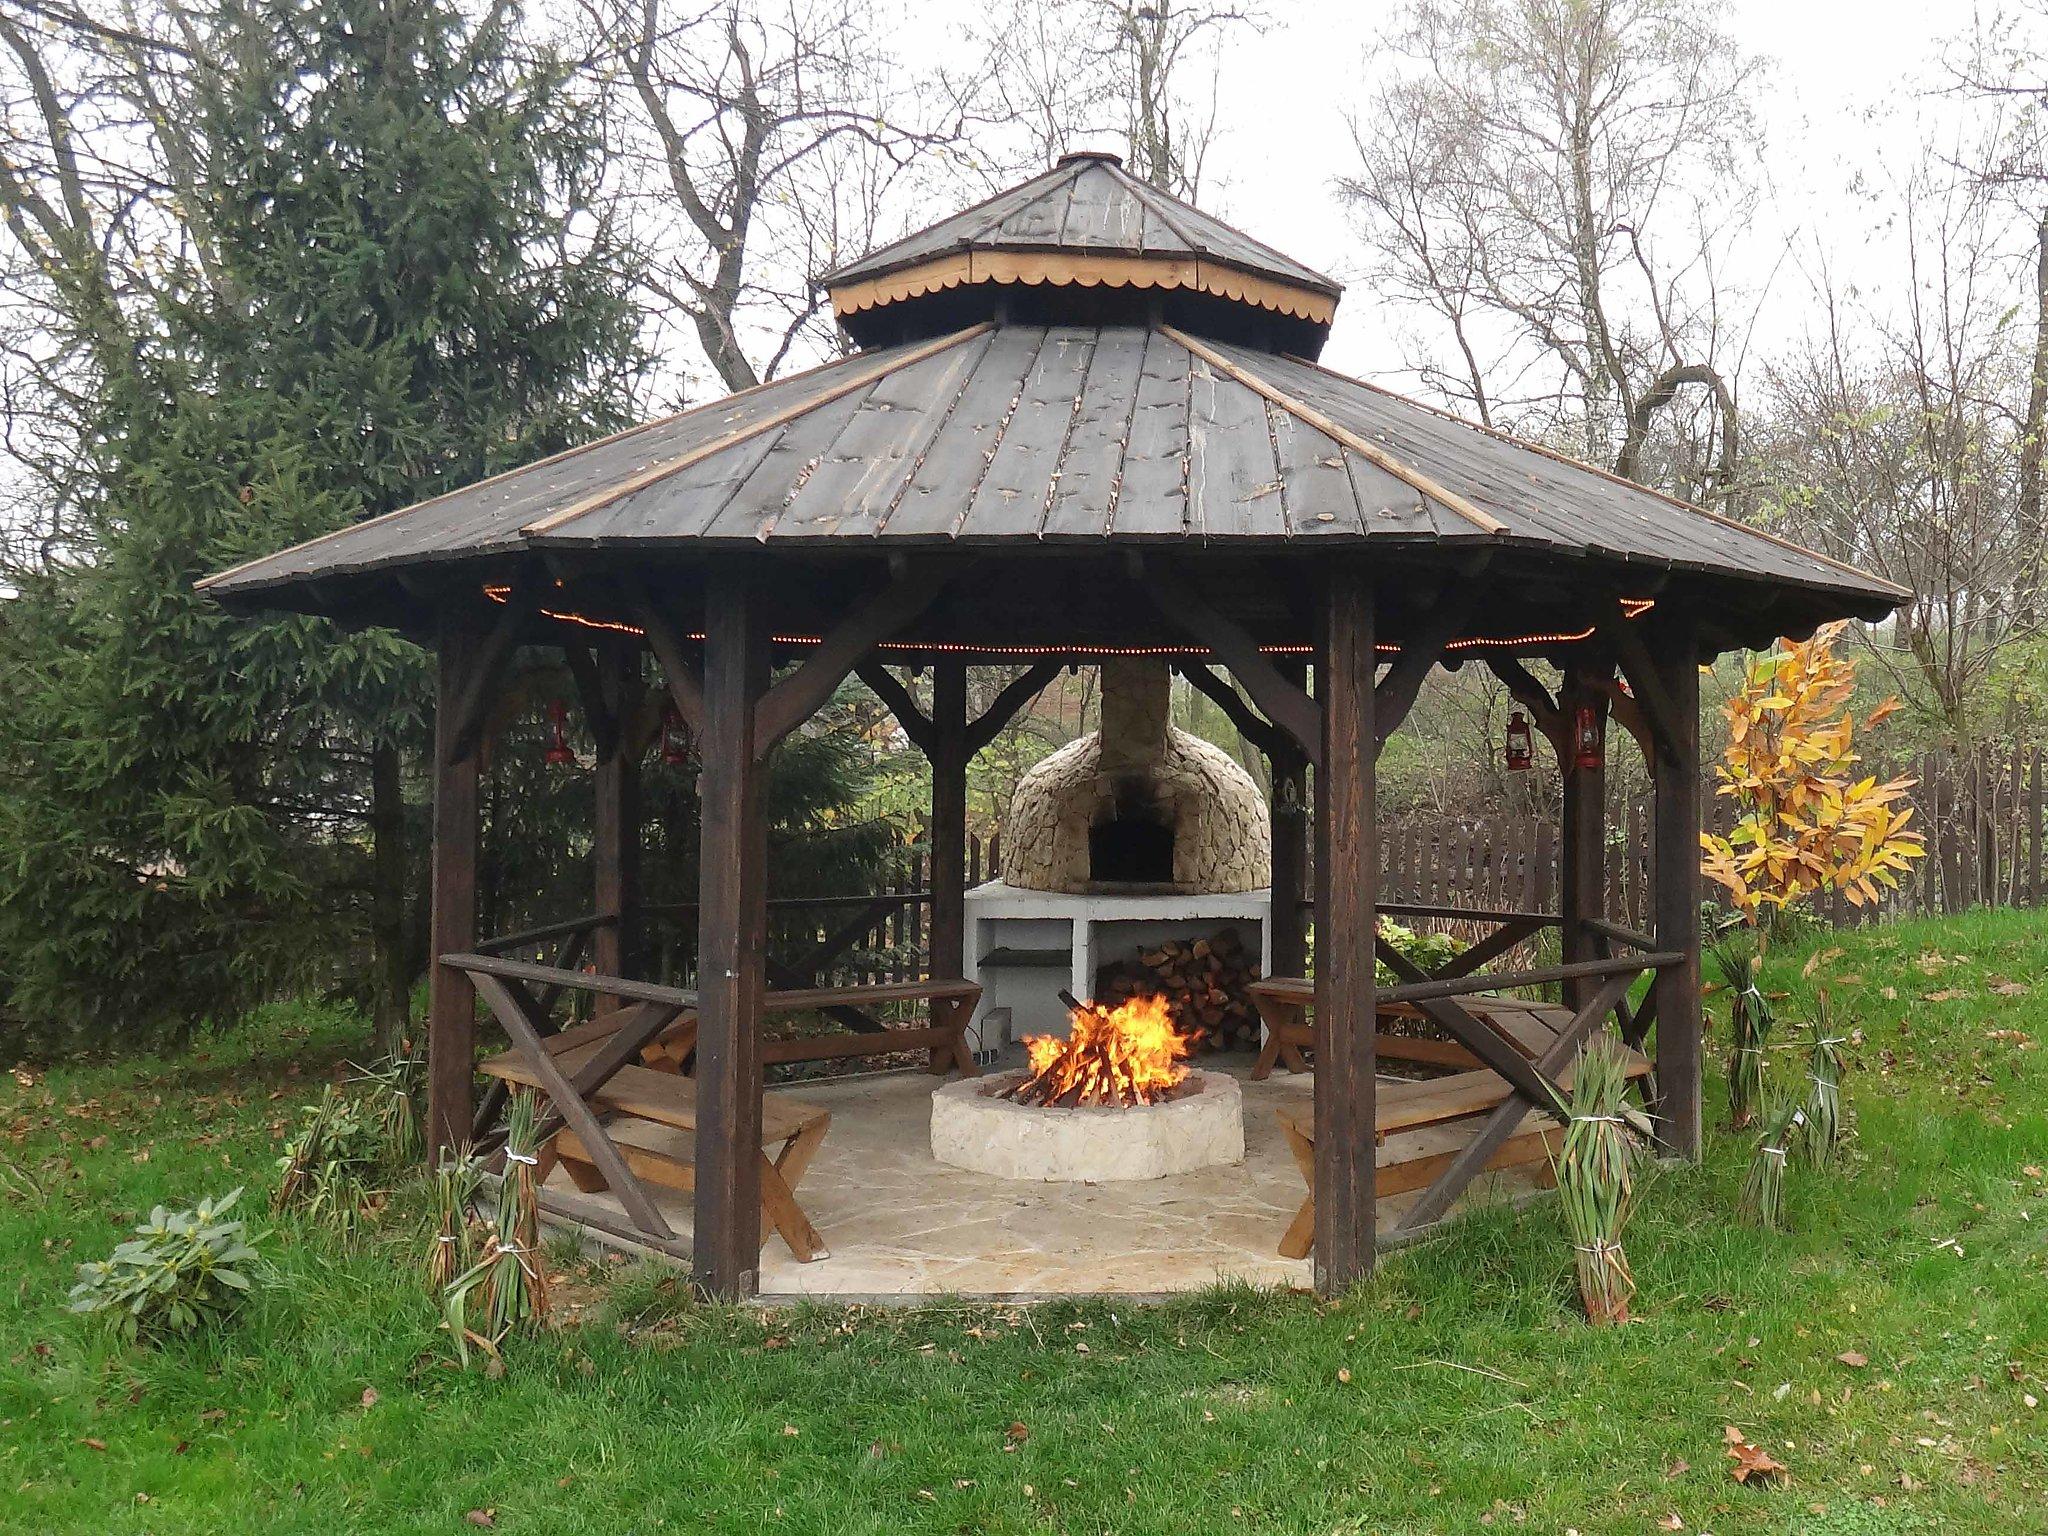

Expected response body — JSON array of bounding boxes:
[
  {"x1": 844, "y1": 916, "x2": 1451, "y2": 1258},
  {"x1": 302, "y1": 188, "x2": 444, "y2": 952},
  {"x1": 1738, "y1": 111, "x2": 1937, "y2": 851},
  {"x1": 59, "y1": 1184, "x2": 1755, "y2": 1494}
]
[
  {"x1": 68, "y1": 1188, "x2": 258, "y2": 1344},
  {"x1": 1739, "y1": 1098, "x2": 1802, "y2": 1231},
  {"x1": 443, "y1": 1091, "x2": 551, "y2": 1364},
  {"x1": 1712, "y1": 936, "x2": 1774, "y2": 1130},
  {"x1": 1552, "y1": 1037, "x2": 1642, "y2": 1326},
  {"x1": 1799, "y1": 992, "x2": 1846, "y2": 1166}
]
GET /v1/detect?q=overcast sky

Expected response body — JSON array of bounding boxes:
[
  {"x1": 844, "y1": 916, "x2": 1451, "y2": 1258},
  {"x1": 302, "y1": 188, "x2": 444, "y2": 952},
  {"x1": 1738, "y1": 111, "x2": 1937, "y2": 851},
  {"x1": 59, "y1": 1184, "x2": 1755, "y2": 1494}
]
[{"x1": 971, "y1": 0, "x2": 1984, "y2": 385}]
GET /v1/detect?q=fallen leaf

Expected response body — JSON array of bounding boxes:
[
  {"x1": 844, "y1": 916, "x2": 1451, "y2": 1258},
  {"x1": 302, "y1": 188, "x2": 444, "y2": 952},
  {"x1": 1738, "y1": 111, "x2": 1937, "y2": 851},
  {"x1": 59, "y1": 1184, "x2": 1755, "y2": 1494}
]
[
  {"x1": 1006, "y1": 1421, "x2": 1029, "y2": 1443},
  {"x1": 360, "y1": 1387, "x2": 379, "y2": 1409},
  {"x1": 465, "y1": 1510, "x2": 495, "y2": 1528},
  {"x1": 1990, "y1": 981, "x2": 2029, "y2": 997},
  {"x1": 1337, "y1": 1367, "x2": 1352, "y2": 1384},
  {"x1": 1658, "y1": 1515, "x2": 1685, "y2": 1531},
  {"x1": 1837, "y1": 1351, "x2": 1869, "y2": 1368},
  {"x1": 1724, "y1": 1425, "x2": 1788, "y2": 1484},
  {"x1": 1922, "y1": 988, "x2": 1968, "y2": 1002},
  {"x1": 79, "y1": 1437, "x2": 107, "y2": 1452}
]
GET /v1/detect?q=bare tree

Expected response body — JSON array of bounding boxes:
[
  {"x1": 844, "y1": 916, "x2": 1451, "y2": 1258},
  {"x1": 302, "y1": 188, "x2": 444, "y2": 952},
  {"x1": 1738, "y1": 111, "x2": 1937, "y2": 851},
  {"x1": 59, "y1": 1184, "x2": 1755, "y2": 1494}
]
[
  {"x1": 1337, "y1": 0, "x2": 1761, "y2": 502},
  {"x1": 571, "y1": 0, "x2": 962, "y2": 394},
  {"x1": 1752, "y1": 154, "x2": 2044, "y2": 740},
  {"x1": 960, "y1": 0, "x2": 1255, "y2": 199}
]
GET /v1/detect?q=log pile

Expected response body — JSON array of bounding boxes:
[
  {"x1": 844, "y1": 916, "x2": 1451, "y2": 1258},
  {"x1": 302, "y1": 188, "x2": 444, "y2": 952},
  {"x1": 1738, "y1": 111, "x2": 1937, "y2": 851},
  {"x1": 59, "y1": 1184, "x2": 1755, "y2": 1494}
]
[{"x1": 1094, "y1": 927, "x2": 1261, "y2": 1054}]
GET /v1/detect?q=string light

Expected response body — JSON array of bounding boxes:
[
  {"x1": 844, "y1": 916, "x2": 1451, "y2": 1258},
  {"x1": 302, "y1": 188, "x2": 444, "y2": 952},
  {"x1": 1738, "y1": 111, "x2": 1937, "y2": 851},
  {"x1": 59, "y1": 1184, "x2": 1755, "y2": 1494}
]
[{"x1": 479, "y1": 584, "x2": 1657, "y2": 657}]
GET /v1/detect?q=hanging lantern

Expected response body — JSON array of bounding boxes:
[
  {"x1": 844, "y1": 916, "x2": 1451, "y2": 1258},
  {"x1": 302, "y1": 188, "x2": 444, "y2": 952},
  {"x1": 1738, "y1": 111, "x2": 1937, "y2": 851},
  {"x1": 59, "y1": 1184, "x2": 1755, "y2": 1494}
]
[
  {"x1": 1571, "y1": 702, "x2": 1604, "y2": 770},
  {"x1": 660, "y1": 703, "x2": 691, "y2": 766},
  {"x1": 544, "y1": 698, "x2": 576, "y2": 767},
  {"x1": 1504, "y1": 710, "x2": 1534, "y2": 772}
]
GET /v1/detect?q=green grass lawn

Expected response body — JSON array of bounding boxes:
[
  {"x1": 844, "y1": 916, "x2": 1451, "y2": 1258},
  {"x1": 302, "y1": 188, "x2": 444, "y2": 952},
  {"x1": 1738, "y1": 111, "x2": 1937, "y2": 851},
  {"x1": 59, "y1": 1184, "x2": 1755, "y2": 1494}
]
[{"x1": 4, "y1": 909, "x2": 2046, "y2": 1535}]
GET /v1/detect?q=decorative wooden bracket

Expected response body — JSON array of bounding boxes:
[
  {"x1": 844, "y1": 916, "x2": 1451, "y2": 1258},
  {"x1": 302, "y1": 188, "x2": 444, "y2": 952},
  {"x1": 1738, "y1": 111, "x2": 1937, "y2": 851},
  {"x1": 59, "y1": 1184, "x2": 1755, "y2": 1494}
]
[
  {"x1": 1139, "y1": 560, "x2": 1324, "y2": 769},
  {"x1": 445, "y1": 590, "x2": 533, "y2": 766},
  {"x1": 1601, "y1": 604, "x2": 1686, "y2": 768},
  {"x1": 1177, "y1": 661, "x2": 1286, "y2": 760},
  {"x1": 855, "y1": 660, "x2": 935, "y2": 754},
  {"x1": 1588, "y1": 674, "x2": 1654, "y2": 768},
  {"x1": 1374, "y1": 568, "x2": 1488, "y2": 744},
  {"x1": 753, "y1": 565, "x2": 957, "y2": 760},
  {"x1": 965, "y1": 662, "x2": 1060, "y2": 755},
  {"x1": 562, "y1": 644, "x2": 619, "y2": 756},
  {"x1": 621, "y1": 577, "x2": 705, "y2": 736}
]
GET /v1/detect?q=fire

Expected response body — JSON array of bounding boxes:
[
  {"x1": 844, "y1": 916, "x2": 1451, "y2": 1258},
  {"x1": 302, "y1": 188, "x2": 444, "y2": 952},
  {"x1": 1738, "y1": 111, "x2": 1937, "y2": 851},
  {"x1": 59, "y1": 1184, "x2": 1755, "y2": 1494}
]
[{"x1": 1004, "y1": 993, "x2": 1192, "y2": 1107}]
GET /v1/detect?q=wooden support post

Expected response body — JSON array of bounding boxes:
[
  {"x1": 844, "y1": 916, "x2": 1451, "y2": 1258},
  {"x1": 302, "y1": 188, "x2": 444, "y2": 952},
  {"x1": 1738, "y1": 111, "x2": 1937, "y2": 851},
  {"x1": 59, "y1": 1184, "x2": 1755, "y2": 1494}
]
[
  {"x1": 692, "y1": 570, "x2": 770, "y2": 1298},
  {"x1": 928, "y1": 660, "x2": 969, "y2": 983},
  {"x1": 1650, "y1": 624, "x2": 1704, "y2": 1158},
  {"x1": 1313, "y1": 566, "x2": 1377, "y2": 1291},
  {"x1": 1269, "y1": 657, "x2": 1310, "y2": 980},
  {"x1": 428, "y1": 623, "x2": 485, "y2": 1156},
  {"x1": 592, "y1": 642, "x2": 642, "y2": 989},
  {"x1": 1559, "y1": 664, "x2": 1609, "y2": 1011}
]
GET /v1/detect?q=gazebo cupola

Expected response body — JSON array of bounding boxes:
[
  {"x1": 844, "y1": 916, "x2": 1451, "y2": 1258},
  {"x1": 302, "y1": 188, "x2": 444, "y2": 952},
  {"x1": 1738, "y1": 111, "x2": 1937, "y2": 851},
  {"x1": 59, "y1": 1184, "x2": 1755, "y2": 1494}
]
[{"x1": 823, "y1": 150, "x2": 1341, "y2": 358}]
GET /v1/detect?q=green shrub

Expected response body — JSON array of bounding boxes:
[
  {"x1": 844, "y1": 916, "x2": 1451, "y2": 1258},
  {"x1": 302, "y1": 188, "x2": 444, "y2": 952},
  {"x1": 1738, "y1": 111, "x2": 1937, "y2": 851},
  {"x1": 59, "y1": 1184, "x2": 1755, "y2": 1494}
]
[
  {"x1": 67, "y1": 1189, "x2": 258, "y2": 1343},
  {"x1": 274, "y1": 1085, "x2": 385, "y2": 1234},
  {"x1": 1375, "y1": 918, "x2": 1462, "y2": 986}
]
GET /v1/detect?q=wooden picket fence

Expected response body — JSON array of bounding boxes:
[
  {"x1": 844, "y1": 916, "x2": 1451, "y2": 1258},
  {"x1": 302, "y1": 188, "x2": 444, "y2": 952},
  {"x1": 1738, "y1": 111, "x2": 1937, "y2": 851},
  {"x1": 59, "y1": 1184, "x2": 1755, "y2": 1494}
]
[{"x1": 1383, "y1": 743, "x2": 2047, "y2": 930}]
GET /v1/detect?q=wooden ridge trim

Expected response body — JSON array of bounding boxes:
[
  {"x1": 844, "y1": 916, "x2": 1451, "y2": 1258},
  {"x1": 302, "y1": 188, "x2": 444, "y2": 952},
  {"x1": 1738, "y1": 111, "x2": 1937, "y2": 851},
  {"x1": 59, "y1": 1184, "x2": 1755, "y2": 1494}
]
[
  {"x1": 519, "y1": 324, "x2": 996, "y2": 539},
  {"x1": 829, "y1": 252, "x2": 1338, "y2": 325},
  {"x1": 1159, "y1": 325, "x2": 1506, "y2": 535}
]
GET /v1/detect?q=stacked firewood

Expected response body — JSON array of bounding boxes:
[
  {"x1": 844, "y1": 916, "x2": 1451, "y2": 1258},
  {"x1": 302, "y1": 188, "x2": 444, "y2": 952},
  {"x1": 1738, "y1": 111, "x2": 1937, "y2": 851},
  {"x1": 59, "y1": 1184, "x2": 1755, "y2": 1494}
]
[{"x1": 1094, "y1": 928, "x2": 1261, "y2": 1053}]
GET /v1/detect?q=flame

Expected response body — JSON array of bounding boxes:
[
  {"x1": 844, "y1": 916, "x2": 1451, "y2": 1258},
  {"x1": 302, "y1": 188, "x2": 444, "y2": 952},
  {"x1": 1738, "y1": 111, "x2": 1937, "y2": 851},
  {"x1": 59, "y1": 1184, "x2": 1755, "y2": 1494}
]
[{"x1": 1014, "y1": 994, "x2": 1191, "y2": 1106}]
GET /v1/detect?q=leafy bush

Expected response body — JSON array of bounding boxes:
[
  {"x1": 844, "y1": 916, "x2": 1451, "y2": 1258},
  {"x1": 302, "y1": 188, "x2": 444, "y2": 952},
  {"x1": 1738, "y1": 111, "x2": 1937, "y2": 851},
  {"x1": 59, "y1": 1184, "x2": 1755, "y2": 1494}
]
[
  {"x1": 1375, "y1": 918, "x2": 1462, "y2": 986},
  {"x1": 67, "y1": 1189, "x2": 258, "y2": 1343}
]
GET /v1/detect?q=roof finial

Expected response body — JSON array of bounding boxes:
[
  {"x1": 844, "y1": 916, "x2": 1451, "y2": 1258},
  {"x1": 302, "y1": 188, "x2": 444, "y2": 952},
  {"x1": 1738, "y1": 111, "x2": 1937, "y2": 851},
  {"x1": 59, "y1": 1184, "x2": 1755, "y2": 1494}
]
[{"x1": 1056, "y1": 148, "x2": 1124, "y2": 169}]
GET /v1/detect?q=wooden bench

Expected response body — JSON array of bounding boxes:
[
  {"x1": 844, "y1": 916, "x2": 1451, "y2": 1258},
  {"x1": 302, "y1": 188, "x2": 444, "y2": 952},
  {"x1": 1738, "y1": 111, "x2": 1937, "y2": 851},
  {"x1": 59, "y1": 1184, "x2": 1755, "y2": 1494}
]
[
  {"x1": 479, "y1": 1041, "x2": 832, "y2": 1262},
  {"x1": 1273, "y1": 1046, "x2": 1651, "y2": 1258},
  {"x1": 1249, "y1": 976, "x2": 1570, "y2": 1079},
  {"x1": 639, "y1": 977, "x2": 984, "y2": 1077}
]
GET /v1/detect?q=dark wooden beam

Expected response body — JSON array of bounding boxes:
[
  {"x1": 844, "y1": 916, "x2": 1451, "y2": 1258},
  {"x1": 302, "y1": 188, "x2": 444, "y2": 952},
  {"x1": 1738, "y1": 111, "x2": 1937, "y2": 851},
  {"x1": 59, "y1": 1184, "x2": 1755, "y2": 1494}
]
[
  {"x1": 929, "y1": 660, "x2": 970, "y2": 986},
  {"x1": 1650, "y1": 618, "x2": 1704, "y2": 1157},
  {"x1": 856, "y1": 661, "x2": 935, "y2": 754},
  {"x1": 1267, "y1": 656, "x2": 1310, "y2": 982},
  {"x1": 1559, "y1": 662, "x2": 1611, "y2": 1011},
  {"x1": 1144, "y1": 561, "x2": 1323, "y2": 768},
  {"x1": 562, "y1": 643, "x2": 618, "y2": 756},
  {"x1": 1588, "y1": 674, "x2": 1654, "y2": 768},
  {"x1": 692, "y1": 571, "x2": 770, "y2": 1298},
  {"x1": 1313, "y1": 566, "x2": 1377, "y2": 1291},
  {"x1": 753, "y1": 566, "x2": 956, "y2": 759},
  {"x1": 965, "y1": 661, "x2": 1061, "y2": 756},
  {"x1": 622, "y1": 577, "x2": 704, "y2": 734},
  {"x1": 428, "y1": 621, "x2": 486, "y2": 1154},
  {"x1": 591, "y1": 642, "x2": 642, "y2": 990},
  {"x1": 1177, "y1": 661, "x2": 1285, "y2": 759}
]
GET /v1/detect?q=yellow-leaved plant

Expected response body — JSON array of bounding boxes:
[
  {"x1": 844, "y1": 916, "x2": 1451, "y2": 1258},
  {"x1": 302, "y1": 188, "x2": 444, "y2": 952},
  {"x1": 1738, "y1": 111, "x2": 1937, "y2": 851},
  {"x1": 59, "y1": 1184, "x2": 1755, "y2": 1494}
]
[{"x1": 1700, "y1": 622, "x2": 1925, "y2": 929}]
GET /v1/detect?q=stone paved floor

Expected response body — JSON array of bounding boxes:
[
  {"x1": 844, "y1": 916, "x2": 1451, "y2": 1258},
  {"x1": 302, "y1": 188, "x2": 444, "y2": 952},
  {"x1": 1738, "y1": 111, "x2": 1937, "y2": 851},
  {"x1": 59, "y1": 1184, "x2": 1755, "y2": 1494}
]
[{"x1": 539, "y1": 1061, "x2": 1544, "y2": 1297}]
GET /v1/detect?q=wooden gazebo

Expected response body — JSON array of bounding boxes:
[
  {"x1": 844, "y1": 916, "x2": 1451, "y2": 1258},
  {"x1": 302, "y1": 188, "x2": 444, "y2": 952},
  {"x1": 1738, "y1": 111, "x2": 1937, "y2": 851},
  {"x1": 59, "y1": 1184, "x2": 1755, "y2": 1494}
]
[{"x1": 201, "y1": 150, "x2": 1906, "y2": 1298}]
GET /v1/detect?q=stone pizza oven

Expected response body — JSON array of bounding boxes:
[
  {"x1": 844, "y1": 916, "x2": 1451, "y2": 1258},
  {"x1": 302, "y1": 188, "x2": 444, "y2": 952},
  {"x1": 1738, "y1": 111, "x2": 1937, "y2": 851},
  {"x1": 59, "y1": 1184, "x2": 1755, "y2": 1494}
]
[{"x1": 1001, "y1": 658, "x2": 1270, "y2": 894}]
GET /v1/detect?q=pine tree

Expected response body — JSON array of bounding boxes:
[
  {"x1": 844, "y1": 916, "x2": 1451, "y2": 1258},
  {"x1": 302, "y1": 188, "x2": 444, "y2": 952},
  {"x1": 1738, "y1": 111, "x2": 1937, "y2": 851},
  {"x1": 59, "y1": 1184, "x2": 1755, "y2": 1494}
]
[{"x1": 0, "y1": 0, "x2": 641, "y2": 1049}]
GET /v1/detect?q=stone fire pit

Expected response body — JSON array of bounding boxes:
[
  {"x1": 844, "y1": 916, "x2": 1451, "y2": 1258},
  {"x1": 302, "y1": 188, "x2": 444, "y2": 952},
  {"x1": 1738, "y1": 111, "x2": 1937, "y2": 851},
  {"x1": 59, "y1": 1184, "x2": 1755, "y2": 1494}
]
[{"x1": 929, "y1": 1070, "x2": 1245, "y2": 1183}]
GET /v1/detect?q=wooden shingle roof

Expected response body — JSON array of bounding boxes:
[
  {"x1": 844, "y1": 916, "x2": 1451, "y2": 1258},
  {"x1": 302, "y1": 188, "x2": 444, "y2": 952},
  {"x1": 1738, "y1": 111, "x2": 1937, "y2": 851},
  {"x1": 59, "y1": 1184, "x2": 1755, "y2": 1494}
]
[{"x1": 202, "y1": 320, "x2": 1905, "y2": 617}]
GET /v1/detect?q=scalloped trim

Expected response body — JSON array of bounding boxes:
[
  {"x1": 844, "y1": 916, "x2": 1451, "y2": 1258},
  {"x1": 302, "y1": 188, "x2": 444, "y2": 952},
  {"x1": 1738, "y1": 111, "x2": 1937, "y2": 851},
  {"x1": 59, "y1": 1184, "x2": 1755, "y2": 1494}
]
[{"x1": 829, "y1": 251, "x2": 1337, "y2": 325}]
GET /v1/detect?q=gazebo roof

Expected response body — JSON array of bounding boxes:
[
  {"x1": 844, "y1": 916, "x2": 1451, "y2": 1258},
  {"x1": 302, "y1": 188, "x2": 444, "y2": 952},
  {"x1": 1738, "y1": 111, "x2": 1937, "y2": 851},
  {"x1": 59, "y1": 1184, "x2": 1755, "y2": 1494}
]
[
  {"x1": 823, "y1": 150, "x2": 1341, "y2": 335},
  {"x1": 201, "y1": 155, "x2": 1906, "y2": 654}
]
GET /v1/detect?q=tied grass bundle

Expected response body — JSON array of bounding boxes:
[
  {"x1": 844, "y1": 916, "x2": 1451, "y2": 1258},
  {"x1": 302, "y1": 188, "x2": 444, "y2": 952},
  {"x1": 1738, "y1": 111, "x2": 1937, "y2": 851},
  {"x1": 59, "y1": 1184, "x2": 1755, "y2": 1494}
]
[
  {"x1": 1800, "y1": 991, "x2": 1846, "y2": 1166},
  {"x1": 351, "y1": 1043, "x2": 425, "y2": 1166},
  {"x1": 1713, "y1": 936, "x2": 1775, "y2": 1129},
  {"x1": 443, "y1": 1090, "x2": 551, "y2": 1364},
  {"x1": 429, "y1": 1150, "x2": 482, "y2": 1292},
  {"x1": 1552, "y1": 1038, "x2": 1642, "y2": 1326},
  {"x1": 1739, "y1": 1098, "x2": 1802, "y2": 1231}
]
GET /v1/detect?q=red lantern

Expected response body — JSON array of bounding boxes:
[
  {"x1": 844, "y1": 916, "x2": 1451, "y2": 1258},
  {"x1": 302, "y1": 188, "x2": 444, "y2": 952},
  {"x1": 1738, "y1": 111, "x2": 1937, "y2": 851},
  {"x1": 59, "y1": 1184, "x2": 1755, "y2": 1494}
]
[
  {"x1": 660, "y1": 703, "x2": 691, "y2": 766},
  {"x1": 544, "y1": 698, "x2": 576, "y2": 767},
  {"x1": 1504, "y1": 710, "x2": 1534, "y2": 771},
  {"x1": 1572, "y1": 702, "x2": 1603, "y2": 770}
]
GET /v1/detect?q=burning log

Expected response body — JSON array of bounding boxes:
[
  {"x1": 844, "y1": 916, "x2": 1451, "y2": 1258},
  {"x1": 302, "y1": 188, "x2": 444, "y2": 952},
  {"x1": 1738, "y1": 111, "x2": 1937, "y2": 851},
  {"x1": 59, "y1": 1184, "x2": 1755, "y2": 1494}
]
[
  {"x1": 1093, "y1": 927, "x2": 1262, "y2": 1054},
  {"x1": 1000, "y1": 991, "x2": 1192, "y2": 1108}
]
